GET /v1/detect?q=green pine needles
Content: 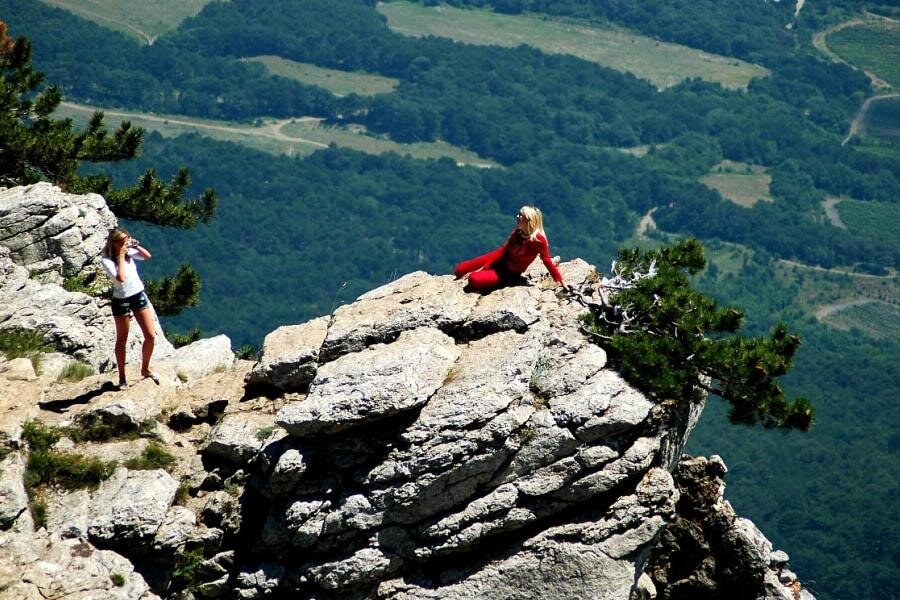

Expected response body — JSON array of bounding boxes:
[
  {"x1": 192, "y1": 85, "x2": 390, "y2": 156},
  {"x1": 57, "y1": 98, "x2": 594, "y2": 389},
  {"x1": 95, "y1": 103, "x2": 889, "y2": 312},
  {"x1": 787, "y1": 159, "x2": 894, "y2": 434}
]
[{"x1": 579, "y1": 239, "x2": 814, "y2": 430}]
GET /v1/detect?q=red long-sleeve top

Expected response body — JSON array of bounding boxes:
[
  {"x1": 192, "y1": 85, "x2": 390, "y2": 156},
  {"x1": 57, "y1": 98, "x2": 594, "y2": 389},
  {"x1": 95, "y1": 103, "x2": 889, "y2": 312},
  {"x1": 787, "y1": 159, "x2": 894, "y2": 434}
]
[{"x1": 463, "y1": 230, "x2": 564, "y2": 282}]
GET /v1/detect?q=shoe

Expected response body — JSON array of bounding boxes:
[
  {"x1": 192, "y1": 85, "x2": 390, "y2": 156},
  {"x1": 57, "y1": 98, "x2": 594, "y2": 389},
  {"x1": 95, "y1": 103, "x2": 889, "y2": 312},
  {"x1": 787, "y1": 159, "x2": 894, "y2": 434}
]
[
  {"x1": 116, "y1": 380, "x2": 129, "y2": 390},
  {"x1": 142, "y1": 371, "x2": 160, "y2": 385}
]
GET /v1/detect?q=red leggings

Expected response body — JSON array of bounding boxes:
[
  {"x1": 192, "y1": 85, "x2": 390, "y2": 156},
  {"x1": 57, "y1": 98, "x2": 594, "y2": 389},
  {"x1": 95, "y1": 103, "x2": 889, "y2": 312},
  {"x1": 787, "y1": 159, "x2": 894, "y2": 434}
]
[{"x1": 455, "y1": 254, "x2": 516, "y2": 291}]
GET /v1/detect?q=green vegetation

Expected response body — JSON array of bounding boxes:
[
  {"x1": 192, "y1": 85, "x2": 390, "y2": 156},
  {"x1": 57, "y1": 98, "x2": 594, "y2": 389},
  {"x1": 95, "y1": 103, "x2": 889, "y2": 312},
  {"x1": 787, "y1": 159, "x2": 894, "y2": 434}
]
[
  {"x1": 67, "y1": 412, "x2": 155, "y2": 443},
  {"x1": 21, "y1": 420, "x2": 117, "y2": 491},
  {"x1": 124, "y1": 443, "x2": 177, "y2": 472},
  {"x1": 837, "y1": 199, "x2": 900, "y2": 250},
  {"x1": 378, "y1": 1, "x2": 767, "y2": 89},
  {"x1": 170, "y1": 548, "x2": 205, "y2": 593},
  {"x1": 38, "y1": 0, "x2": 211, "y2": 44},
  {"x1": 827, "y1": 20, "x2": 900, "y2": 88},
  {"x1": 255, "y1": 425, "x2": 276, "y2": 441},
  {"x1": 28, "y1": 495, "x2": 47, "y2": 529},
  {"x1": 820, "y1": 300, "x2": 900, "y2": 338},
  {"x1": 244, "y1": 55, "x2": 400, "y2": 96},
  {"x1": 0, "y1": 327, "x2": 51, "y2": 369},
  {"x1": 863, "y1": 96, "x2": 900, "y2": 138},
  {"x1": 581, "y1": 239, "x2": 813, "y2": 429},
  {"x1": 235, "y1": 344, "x2": 257, "y2": 360},
  {"x1": 699, "y1": 161, "x2": 772, "y2": 208},
  {"x1": 110, "y1": 573, "x2": 126, "y2": 587},
  {"x1": 56, "y1": 361, "x2": 94, "y2": 383},
  {"x1": 168, "y1": 327, "x2": 202, "y2": 348}
]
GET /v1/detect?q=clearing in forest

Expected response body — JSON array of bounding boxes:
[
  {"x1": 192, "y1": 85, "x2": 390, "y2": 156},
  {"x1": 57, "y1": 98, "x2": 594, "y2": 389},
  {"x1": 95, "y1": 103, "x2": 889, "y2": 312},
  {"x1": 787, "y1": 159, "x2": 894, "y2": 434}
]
[
  {"x1": 243, "y1": 56, "x2": 400, "y2": 97},
  {"x1": 54, "y1": 102, "x2": 495, "y2": 167},
  {"x1": 836, "y1": 199, "x2": 900, "y2": 250},
  {"x1": 699, "y1": 161, "x2": 772, "y2": 208},
  {"x1": 38, "y1": 0, "x2": 212, "y2": 44},
  {"x1": 826, "y1": 19, "x2": 900, "y2": 88},
  {"x1": 377, "y1": 1, "x2": 768, "y2": 90}
]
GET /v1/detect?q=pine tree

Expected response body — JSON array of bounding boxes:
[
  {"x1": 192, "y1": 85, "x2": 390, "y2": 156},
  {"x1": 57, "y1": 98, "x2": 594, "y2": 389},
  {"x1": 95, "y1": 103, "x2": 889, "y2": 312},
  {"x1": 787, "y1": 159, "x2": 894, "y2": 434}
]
[
  {"x1": 0, "y1": 22, "x2": 215, "y2": 314},
  {"x1": 579, "y1": 238, "x2": 814, "y2": 430}
]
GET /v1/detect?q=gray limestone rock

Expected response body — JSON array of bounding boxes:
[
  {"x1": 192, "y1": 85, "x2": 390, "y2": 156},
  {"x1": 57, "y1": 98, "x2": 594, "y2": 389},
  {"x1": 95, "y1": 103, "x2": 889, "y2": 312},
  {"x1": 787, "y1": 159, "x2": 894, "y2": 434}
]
[
  {"x1": 170, "y1": 335, "x2": 235, "y2": 382},
  {"x1": 201, "y1": 412, "x2": 279, "y2": 467},
  {"x1": 320, "y1": 272, "x2": 476, "y2": 360},
  {"x1": 0, "y1": 452, "x2": 28, "y2": 529},
  {"x1": 154, "y1": 506, "x2": 198, "y2": 553},
  {"x1": 246, "y1": 317, "x2": 329, "y2": 391},
  {"x1": 0, "y1": 182, "x2": 116, "y2": 277},
  {"x1": 0, "y1": 529, "x2": 159, "y2": 599},
  {"x1": 277, "y1": 328, "x2": 459, "y2": 436},
  {"x1": 88, "y1": 468, "x2": 178, "y2": 548},
  {"x1": 2, "y1": 357, "x2": 37, "y2": 381}
]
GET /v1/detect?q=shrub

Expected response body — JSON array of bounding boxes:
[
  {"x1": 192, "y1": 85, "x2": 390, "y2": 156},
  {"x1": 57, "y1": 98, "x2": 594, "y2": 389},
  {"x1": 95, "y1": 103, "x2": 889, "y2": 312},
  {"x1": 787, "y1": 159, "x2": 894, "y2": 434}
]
[
  {"x1": 124, "y1": 443, "x2": 177, "y2": 472},
  {"x1": 110, "y1": 573, "x2": 125, "y2": 587},
  {"x1": 57, "y1": 361, "x2": 94, "y2": 383},
  {"x1": 170, "y1": 548, "x2": 205, "y2": 592},
  {"x1": 167, "y1": 327, "x2": 202, "y2": 348},
  {"x1": 24, "y1": 449, "x2": 117, "y2": 491}
]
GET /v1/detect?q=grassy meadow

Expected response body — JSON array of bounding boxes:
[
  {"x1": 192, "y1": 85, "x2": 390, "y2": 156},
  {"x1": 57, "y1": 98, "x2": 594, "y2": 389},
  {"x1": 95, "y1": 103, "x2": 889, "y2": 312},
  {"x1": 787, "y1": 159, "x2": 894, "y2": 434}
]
[
  {"x1": 243, "y1": 56, "x2": 400, "y2": 96},
  {"x1": 699, "y1": 160, "x2": 772, "y2": 207},
  {"x1": 377, "y1": 1, "x2": 768, "y2": 90},
  {"x1": 55, "y1": 102, "x2": 495, "y2": 166},
  {"x1": 827, "y1": 20, "x2": 900, "y2": 88},
  {"x1": 38, "y1": 0, "x2": 211, "y2": 43},
  {"x1": 836, "y1": 199, "x2": 900, "y2": 250},
  {"x1": 862, "y1": 96, "x2": 900, "y2": 137}
]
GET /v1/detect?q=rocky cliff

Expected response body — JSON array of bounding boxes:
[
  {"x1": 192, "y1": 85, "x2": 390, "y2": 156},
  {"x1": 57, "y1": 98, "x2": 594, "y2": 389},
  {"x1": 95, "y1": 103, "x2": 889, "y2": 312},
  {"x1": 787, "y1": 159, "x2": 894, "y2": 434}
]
[{"x1": 0, "y1": 185, "x2": 812, "y2": 599}]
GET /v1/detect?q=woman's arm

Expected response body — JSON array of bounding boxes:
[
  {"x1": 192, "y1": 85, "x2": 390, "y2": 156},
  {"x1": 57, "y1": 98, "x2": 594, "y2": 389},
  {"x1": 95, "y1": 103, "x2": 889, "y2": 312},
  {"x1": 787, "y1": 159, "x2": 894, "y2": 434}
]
[{"x1": 536, "y1": 235, "x2": 564, "y2": 284}]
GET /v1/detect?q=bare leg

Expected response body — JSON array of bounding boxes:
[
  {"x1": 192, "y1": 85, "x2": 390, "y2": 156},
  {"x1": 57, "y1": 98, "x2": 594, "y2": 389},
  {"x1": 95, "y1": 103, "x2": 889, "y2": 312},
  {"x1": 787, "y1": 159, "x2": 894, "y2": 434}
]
[
  {"x1": 133, "y1": 307, "x2": 157, "y2": 377},
  {"x1": 113, "y1": 314, "x2": 131, "y2": 383}
]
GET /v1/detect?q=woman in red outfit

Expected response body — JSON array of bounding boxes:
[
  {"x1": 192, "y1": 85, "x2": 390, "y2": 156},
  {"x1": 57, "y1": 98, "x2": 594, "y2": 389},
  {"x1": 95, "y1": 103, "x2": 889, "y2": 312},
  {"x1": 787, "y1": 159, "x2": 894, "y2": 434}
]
[{"x1": 455, "y1": 206, "x2": 570, "y2": 291}]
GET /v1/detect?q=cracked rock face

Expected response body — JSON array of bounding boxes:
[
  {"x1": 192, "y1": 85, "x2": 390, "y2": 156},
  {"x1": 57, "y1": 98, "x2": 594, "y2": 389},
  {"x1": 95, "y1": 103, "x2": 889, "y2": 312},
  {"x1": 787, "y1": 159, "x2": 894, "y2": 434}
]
[
  {"x1": 639, "y1": 455, "x2": 816, "y2": 600},
  {"x1": 236, "y1": 264, "x2": 703, "y2": 598}
]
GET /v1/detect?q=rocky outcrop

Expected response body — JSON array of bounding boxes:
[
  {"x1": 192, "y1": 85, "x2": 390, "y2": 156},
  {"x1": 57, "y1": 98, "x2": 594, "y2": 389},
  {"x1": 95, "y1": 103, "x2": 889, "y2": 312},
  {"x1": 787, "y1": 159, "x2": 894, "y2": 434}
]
[
  {"x1": 209, "y1": 259, "x2": 699, "y2": 599},
  {"x1": 0, "y1": 182, "x2": 115, "y2": 281},
  {"x1": 639, "y1": 455, "x2": 815, "y2": 600}
]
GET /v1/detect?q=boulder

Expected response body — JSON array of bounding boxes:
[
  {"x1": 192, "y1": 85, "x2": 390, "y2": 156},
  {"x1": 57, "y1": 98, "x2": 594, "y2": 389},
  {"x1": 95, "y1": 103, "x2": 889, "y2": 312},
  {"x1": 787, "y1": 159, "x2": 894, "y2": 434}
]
[
  {"x1": 171, "y1": 335, "x2": 235, "y2": 382},
  {"x1": 245, "y1": 317, "x2": 329, "y2": 391},
  {"x1": 88, "y1": 468, "x2": 178, "y2": 548},
  {"x1": 1, "y1": 357, "x2": 36, "y2": 381},
  {"x1": 201, "y1": 412, "x2": 281, "y2": 467},
  {"x1": 277, "y1": 327, "x2": 460, "y2": 436}
]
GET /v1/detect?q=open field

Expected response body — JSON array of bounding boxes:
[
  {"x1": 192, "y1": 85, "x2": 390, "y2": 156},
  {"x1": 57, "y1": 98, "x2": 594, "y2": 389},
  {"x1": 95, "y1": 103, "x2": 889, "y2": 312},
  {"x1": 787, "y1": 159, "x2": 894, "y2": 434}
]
[
  {"x1": 279, "y1": 121, "x2": 495, "y2": 165},
  {"x1": 836, "y1": 199, "x2": 900, "y2": 249},
  {"x1": 819, "y1": 300, "x2": 900, "y2": 338},
  {"x1": 377, "y1": 1, "x2": 768, "y2": 90},
  {"x1": 826, "y1": 19, "x2": 900, "y2": 88},
  {"x1": 699, "y1": 161, "x2": 772, "y2": 207},
  {"x1": 55, "y1": 102, "x2": 496, "y2": 166},
  {"x1": 243, "y1": 56, "x2": 400, "y2": 96},
  {"x1": 861, "y1": 95, "x2": 900, "y2": 137},
  {"x1": 38, "y1": 0, "x2": 211, "y2": 44}
]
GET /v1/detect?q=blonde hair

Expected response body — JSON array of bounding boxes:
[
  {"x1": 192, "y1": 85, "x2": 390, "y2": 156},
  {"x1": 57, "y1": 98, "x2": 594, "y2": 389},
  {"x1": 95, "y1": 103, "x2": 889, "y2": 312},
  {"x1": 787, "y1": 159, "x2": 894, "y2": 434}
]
[
  {"x1": 518, "y1": 206, "x2": 545, "y2": 240},
  {"x1": 104, "y1": 227, "x2": 129, "y2": 258}
]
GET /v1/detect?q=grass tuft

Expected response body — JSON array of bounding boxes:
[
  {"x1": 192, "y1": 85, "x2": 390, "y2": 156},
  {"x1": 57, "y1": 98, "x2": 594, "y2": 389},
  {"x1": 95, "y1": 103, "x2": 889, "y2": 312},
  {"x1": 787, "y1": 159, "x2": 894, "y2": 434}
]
[
  {"x1": 124, "y1": 443, "x2": 177, "y2": 472},
  {"x1": 57, "y1": 361, "x2": 95, "y2": 383}
]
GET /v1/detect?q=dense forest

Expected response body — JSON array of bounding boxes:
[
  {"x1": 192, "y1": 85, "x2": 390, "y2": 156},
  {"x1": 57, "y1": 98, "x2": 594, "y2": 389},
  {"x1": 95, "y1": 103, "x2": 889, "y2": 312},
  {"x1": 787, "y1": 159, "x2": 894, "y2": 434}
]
[{"x1": 4, "y1": 0, "x2": 899, "y2": 597}]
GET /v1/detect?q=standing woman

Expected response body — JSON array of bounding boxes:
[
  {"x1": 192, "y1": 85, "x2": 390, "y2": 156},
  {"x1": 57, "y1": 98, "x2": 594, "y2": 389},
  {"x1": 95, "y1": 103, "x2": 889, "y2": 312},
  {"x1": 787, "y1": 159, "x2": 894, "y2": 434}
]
[
  {"x1": 455, "y1": 205, "x2": 570, "y2": 292},
  {"x1": 101, "y1": 228, "x2": 159, "y2": 389}
]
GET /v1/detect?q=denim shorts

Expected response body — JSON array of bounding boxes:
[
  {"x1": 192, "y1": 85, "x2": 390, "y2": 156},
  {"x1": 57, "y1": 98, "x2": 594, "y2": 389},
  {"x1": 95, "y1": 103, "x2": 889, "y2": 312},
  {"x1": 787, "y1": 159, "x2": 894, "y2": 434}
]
[{"x1": 111, "y1": 291, "x2": 150, "y2": 317}]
